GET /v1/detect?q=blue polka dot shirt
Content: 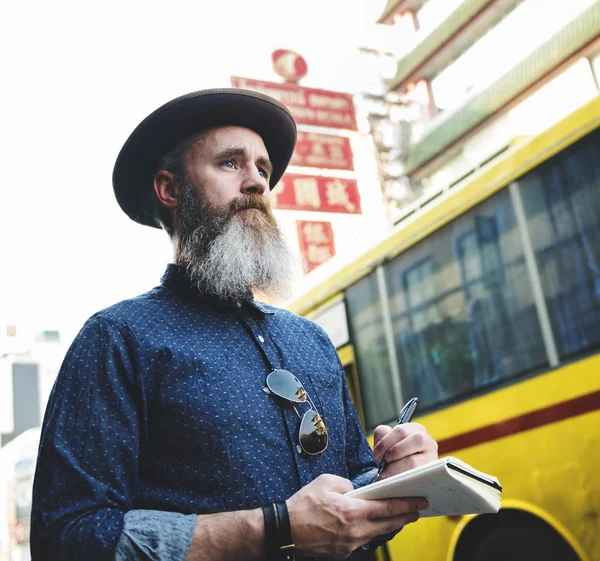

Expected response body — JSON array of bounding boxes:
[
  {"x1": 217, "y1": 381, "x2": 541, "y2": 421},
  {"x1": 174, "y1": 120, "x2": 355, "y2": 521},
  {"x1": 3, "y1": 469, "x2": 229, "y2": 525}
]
[{"x1": 31, "y1": 264, "x2": 377, "y2": 561}]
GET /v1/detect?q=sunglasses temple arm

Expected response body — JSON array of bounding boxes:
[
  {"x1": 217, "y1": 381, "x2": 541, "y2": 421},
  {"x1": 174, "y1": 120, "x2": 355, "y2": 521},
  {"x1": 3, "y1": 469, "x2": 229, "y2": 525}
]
[{"x1": 306, "y1": 396, "x2": 320, "y2": 416}]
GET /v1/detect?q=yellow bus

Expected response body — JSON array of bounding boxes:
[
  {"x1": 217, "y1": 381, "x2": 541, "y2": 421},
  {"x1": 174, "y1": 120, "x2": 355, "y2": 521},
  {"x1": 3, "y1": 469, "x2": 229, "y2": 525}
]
[{"x1": 288, "y1": 96, "x2": 600, "y2": 561}]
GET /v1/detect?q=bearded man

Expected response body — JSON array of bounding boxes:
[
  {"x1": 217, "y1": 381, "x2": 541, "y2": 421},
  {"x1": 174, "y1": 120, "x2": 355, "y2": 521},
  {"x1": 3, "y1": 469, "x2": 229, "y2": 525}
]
[{"x1": 31, "y1": 89, "x2": 438, "y2": 561}]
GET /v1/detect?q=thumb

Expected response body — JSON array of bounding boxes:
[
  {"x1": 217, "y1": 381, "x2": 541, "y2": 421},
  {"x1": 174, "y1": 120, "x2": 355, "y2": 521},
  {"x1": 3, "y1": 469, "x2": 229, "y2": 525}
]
[{"x1": 315, "y1": 473, "x2": 355, "y2": 494}]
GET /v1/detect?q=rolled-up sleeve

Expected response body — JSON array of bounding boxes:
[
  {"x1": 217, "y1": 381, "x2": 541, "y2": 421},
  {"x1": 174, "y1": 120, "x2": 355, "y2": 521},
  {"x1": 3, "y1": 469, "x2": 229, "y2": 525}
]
[
  {"x1": 115, "y1": 510, "x2": 196, "y2": 561},
  {"x1": 31, "y1": 316, "x2": 145, "y2": 561}
]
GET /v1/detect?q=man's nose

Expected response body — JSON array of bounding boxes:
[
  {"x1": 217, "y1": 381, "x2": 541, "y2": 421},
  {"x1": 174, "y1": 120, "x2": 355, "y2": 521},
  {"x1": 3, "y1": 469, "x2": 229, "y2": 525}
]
[{"x1": 241, "y1": 165, "x2": 268, "y2": 196}]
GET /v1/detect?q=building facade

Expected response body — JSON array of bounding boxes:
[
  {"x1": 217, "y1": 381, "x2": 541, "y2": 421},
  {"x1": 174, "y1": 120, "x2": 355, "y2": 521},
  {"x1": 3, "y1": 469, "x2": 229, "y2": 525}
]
[{"x1": 372, "y1": 0, "x2": 600, "y2": 222}]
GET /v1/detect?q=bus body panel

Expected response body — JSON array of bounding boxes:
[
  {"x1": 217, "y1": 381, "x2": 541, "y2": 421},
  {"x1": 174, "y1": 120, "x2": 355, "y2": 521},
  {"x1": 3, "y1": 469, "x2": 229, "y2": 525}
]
[{"x1": 384, "y1": 357, "x2": 600, "y2": 560}]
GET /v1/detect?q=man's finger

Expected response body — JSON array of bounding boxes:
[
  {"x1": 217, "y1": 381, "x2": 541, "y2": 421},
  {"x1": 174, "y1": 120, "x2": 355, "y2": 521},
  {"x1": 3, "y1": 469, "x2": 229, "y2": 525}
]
[
  {"x1": 383, "y1": 432, "x2": 431, "y2": 462},
  {"x1": 372, "y1": 422, "x2": 427, "y2": 461},
  {"x1": 359, "y1": 497, "x2": 428, "y2": 520},
  {"x1": 368, "y1": 511, "x2": 420, "y2": 534},
  {"x1": 372, "y1": 424, "x2": 392, "y2": 448}
]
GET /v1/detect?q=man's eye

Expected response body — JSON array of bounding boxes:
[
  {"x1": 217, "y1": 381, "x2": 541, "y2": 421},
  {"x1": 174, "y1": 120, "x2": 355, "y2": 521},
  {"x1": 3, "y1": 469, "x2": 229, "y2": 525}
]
[
  {"x1": 221, "y1": 160, "x2": 236, "y2": 169},
  {"x1": 258, "y1": 168, "x2": 268, "y2": 178}
]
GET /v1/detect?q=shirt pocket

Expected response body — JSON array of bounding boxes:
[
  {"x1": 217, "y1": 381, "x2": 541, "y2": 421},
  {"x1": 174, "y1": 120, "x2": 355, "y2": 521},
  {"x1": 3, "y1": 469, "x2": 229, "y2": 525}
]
[{"x1": 307, "y1": 373, "x2": 346, "y2": 453}]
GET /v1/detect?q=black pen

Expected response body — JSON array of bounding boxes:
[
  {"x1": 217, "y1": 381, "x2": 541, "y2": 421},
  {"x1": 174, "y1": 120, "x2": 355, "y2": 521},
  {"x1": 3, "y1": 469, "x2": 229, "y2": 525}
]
[{"x1": 373, "y1": 397, "x2": 420, "y2": 481}]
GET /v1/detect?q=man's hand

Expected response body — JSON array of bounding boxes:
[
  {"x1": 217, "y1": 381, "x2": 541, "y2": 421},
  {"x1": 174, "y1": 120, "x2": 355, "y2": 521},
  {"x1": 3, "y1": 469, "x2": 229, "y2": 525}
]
[
  {"x1": 286, "y1": 474, "x2": 427, "y2": 559},
  {"x1": 372, "y1": 422, "x2": 438, "y2": 479}
]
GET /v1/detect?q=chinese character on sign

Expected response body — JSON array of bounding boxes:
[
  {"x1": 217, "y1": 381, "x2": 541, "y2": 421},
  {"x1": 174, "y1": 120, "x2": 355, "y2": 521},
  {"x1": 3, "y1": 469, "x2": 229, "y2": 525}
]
[
  {"x1": 293, "y1": 177, "x2": 321, "y2": 209},
  {"x1": 297, "y1": 220, "x2": 335, "y2": 272},
  {"x1": 306, "y1": 243, "x2": 333, "y2": 264},
  {"x1": 301, "y1": 222, "x2": 329, "y2": 244},
  {"x1": 328, "y1": 144, "x2": 345, "y2": 161},
  {"x1": 325, "y1": 178, "x2": 356, "y2": 212},
  {"x1": 310, "y1": 142, "x2": 326, "y2": 158}
]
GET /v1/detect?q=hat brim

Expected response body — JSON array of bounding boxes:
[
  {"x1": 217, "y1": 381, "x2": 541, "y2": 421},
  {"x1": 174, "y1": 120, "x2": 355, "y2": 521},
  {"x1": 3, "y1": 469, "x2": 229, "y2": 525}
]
[{"x1": 112, "y1": 88, "x2": 297, "y2": 228}]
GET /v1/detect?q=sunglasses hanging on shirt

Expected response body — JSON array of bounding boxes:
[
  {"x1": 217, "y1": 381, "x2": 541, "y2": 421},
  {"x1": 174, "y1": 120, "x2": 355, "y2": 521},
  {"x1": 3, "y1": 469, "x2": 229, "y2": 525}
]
[{"x1": 265, "y1": 369, "x2": 328, "y2": 456}]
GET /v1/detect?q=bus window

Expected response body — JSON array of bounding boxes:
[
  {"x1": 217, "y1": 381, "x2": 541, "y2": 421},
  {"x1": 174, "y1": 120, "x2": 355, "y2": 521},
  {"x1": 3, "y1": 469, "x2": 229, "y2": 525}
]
[
  {"x1": 384, "y1": 188, "x2": 548, "y2": 410},
  {"x1": 345, "y1": 272, "x2": 397, "y2": 430},
  {"x1": 519, "y1": 130, "x2": 600, "y2": 360}
]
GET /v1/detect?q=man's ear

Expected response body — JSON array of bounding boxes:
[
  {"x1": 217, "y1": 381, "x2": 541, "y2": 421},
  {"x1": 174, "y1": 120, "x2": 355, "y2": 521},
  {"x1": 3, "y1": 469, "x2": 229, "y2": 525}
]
[{"x1": 153, "y1": 170, "x2": 180, "y2": 210}]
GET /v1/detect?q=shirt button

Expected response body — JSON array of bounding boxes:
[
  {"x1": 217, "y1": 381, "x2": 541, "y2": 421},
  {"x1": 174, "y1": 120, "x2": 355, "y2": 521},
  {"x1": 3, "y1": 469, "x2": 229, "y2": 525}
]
[
  {"x1": 258, "y1": 335, "x2": 265, "y2": 343},
  {"x1": 236, "y1": 302, "x2": 242, "y2": 308}
]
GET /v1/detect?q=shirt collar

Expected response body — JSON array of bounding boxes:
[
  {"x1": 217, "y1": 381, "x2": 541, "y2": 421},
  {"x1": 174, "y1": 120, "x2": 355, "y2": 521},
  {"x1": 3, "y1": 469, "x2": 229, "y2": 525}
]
[{"x1": 160, "y1": 264, "x2": 275, "y2": 316}]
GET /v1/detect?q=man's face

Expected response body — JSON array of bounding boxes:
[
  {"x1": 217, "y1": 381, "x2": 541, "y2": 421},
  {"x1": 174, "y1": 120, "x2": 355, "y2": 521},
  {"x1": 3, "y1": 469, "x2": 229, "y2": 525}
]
[
  {"x1": 170, "y1": 125, "x2": 300, "y2": 302},
  {"x1": 184, "y1": 125, "x2": 273, "y2": 210}
]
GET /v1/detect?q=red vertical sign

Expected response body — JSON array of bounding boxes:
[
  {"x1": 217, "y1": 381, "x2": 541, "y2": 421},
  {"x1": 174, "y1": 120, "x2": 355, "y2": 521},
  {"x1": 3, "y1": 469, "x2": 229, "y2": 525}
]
[{"x1": 297, "y1": 220, "x2": 336, "y2": 271}]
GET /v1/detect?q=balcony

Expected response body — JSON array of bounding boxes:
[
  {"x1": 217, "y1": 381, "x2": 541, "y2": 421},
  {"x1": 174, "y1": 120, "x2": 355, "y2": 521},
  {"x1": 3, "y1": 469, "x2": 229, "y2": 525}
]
[
  {"x1": 403, "y1": 0, "x2": 600, "y2": 176},
  {"x1": 388, "y1": 0, "x2": 525, "y2": 92}
]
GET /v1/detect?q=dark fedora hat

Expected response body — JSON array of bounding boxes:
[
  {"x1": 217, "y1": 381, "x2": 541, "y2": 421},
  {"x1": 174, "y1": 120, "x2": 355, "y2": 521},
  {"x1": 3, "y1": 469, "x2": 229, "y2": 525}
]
[{"x1": 112, "y1": 88, "x2": 297, "y2": 228}]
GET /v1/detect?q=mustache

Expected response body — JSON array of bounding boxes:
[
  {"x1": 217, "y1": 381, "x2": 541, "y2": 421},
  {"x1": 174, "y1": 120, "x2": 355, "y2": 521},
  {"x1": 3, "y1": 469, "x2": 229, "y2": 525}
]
[
  {"x1": 228, "y1": 194, "x2": 272, "y2": 215},
  {"x1": 224, "y1": 195, "x2": 277, "y2": 228}
]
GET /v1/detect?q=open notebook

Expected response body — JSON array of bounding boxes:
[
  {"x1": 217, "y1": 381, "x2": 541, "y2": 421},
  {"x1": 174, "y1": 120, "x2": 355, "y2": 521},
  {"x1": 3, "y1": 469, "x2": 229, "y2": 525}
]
[{"x1": 346, "y1": 456, "x2": 502, "y2": 518}]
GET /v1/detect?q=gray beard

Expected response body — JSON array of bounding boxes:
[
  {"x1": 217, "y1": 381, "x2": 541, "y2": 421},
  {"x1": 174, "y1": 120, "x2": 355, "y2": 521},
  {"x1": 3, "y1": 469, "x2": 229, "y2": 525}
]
[{"x1": 175, "y1": 183, "x2": 302, "y2": 303}]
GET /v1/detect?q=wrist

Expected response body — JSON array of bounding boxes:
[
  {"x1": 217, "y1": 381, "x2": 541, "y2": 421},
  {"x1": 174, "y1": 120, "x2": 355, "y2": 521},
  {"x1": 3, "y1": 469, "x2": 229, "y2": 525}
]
[
  {"x1": 262, "y1": 502, "x2": 295, "y2": 561},
  {"x1": 186, "y1": 509, "x2": 264, "y2": 561}
]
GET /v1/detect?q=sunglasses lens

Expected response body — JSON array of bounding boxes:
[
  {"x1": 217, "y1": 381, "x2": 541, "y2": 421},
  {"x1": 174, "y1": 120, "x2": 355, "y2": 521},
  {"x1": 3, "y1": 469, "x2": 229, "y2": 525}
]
[
  {"x1": 267, "y1": 369, "x2": 307, "y2": 403},
  {"x1": 266, "y1": 369, "x2": 329, "y2": 455},
  {"x1": 299, "y1": 410, "x2": 328, "y2": 455}
]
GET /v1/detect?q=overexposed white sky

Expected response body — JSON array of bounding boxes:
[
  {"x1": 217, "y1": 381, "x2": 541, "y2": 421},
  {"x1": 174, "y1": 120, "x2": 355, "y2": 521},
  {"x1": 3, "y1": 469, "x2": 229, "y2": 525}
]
[{"x1": 0, "y1": 0, "x2": 390, "y2": 343}]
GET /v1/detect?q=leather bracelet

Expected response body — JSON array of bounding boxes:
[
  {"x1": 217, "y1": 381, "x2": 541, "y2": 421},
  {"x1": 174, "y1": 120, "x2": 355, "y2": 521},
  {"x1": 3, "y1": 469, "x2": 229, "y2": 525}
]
[
  {"x1": 274, "y1": 501, "x2": 295, "y2": 561},
  {"x1": 262, "y1": 503, "x2": 279, "y2": 561}
]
